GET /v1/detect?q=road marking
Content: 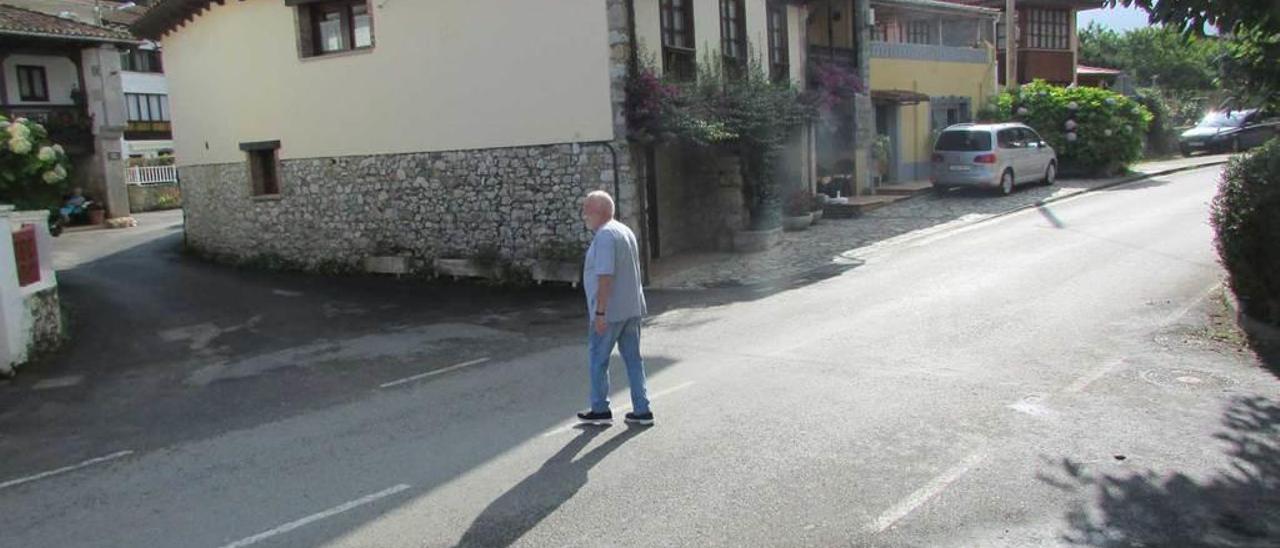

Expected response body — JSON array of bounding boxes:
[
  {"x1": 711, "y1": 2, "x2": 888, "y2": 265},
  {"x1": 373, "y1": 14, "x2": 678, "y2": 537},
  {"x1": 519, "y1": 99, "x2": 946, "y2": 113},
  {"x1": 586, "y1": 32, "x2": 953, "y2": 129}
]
[
  {"x1": 379, "y1": 357, "x2": 491, "y2": 389},
  {"x1": 871, "y1": 451, "x2": 985, "y2": 533},
  {"x1": 0, "y1": 450, "x2": 133, "y2": 491},
  {"x1": 1063, "y1": 358, "x2": 1126, "y2": 394},
  {"x1": 1161, "y1": 283, "x2": 1220, "y2": 326},
  {"x1": 219, "y1": 484, "x2": 411, "y2": 548},
  {"x1": 540, "y1": 381, "x2": 696, "y2": 437}
]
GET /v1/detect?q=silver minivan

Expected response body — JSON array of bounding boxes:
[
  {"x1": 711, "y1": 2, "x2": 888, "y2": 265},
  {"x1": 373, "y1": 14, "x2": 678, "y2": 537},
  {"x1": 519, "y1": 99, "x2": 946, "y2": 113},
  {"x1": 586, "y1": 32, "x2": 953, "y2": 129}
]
[{"x1": 931, "y1": 123, "x2": 1057, "y2": 195}]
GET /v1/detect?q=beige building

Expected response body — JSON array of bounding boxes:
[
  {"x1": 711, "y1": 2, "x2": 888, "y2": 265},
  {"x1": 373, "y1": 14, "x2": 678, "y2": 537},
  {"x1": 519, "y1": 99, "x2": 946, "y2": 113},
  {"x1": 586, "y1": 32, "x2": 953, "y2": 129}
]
[{"x1": 133, "y1": 0, "x2": 813, "y2": 272}]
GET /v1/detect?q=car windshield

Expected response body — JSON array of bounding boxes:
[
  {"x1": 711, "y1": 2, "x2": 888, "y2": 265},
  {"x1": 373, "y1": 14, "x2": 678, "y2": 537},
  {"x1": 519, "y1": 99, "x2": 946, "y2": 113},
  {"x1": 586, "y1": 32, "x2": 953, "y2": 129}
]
[
  {"x1": 1199, "y1": 111, "x2": 1248, "y2": 128},
  {"x1": 935, "y1": 130, "x2": 992, "y2": 151}
]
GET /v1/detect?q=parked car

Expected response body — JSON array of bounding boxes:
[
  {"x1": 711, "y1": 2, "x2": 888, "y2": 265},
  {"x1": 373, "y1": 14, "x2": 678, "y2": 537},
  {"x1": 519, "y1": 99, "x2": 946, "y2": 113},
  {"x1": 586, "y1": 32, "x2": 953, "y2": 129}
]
[
  {"x1": 1179, "y1": 109, "x2": 1280, "y2": 156},
  {"x1": 931, "y1": 123, "x2": 1057, "y2": 195}
]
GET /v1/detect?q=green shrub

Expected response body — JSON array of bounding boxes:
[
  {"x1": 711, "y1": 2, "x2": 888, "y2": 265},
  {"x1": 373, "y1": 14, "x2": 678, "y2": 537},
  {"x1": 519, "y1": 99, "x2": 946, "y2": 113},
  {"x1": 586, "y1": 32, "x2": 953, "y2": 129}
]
[
  {"x1": 989, "y1": 81, "x2": 1152, "y2": 175},
  {"x1": 1211, "y1": 138, "x2": 1280, "y2": 326}
]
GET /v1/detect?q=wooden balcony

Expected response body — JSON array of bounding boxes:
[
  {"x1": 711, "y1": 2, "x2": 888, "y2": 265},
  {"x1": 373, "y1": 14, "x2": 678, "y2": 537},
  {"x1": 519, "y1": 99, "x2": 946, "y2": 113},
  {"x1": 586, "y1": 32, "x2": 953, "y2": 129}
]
[
  {"x1": 125, "y1": 120, "x2": 173, "y2": 141},
  {"x1": 4, "y1": 105, "x2": 93, "y2": 154}
]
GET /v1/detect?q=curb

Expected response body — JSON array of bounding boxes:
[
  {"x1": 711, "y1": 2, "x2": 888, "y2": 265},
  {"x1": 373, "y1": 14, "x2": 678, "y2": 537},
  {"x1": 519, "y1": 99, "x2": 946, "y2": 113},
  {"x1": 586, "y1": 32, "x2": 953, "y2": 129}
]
[
  {"x1": 976, "y1": 159, "x2": 1231, "y2": 227},
  {"x1": 1223, "y1": 290, "x2": 1280, "y2": 348}
]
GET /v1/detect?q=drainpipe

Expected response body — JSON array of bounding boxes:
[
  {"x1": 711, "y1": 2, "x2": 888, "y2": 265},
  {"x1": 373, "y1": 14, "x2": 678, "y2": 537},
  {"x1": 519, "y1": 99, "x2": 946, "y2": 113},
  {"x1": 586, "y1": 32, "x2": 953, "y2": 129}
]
[
  {"x1": 1005, "y1": 0, "x2": 1016, "y2": 88},
  {"x1": 579, "y1": 141, "x2": 622, "y2": 220}
]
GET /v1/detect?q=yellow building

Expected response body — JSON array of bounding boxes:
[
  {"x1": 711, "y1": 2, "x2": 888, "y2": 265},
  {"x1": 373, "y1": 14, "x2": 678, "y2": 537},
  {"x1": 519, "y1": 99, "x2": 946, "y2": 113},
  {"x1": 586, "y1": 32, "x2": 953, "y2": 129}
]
[{"x1": 868, "y1": 0, "x2": 1000, "y2": 183}]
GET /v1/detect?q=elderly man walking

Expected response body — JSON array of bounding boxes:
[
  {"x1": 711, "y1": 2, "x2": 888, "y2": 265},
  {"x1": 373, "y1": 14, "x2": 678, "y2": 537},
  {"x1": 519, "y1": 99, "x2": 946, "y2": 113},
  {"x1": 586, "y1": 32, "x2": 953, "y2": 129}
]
[{"x1": 576, "y1": 190, "x2": 652, "y2": 426}]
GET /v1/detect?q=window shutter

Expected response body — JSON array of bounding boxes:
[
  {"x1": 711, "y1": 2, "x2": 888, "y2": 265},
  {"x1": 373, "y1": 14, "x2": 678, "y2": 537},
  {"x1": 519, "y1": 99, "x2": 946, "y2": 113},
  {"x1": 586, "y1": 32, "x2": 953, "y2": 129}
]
[{"x1": 296, "y1": 6, "x2": 315, "y2": 57}]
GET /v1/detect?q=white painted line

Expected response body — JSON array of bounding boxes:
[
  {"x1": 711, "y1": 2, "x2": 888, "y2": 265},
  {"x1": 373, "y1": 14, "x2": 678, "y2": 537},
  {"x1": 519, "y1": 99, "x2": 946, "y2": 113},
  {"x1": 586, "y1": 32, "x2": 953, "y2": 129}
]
[
  {"x1": 219, "y1": 484, "x2": 411, "y2": 548},
  {"x1": 871, "y1": 451, "x2": 985, "y2": 533},
  {"x1": 1063, "y1": 358, "x2": 1126, "y2": 394},
  {"x1": 541, "y1": 381, "x2": 696, "y2": 437},
  {"x1": 1161, "y1": 283, "x2": 1221, "y2": 326},
  {"x1": 379, "y1": 357, "x2": 491, "y2": 389},
  {"x1": 0, "y1": 450, "x2": 134, "y2": 491}
]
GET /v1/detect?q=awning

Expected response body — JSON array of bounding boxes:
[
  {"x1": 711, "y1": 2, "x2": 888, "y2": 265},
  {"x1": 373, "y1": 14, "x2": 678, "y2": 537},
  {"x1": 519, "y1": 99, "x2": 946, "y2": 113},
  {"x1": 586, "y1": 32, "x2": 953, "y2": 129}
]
[{"x1": 871, "y1": 89, "x2": 931, "y2": 105}]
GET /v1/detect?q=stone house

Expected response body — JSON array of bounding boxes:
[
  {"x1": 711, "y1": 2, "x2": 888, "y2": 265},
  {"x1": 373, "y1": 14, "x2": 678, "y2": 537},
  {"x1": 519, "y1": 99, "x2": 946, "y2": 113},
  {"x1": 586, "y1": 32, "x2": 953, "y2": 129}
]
[
  {"x1": 0, "y1": 3, "x2": 138, "y2": 218},
  {"x1": 131, "y1": 0, "x2": 817, "y2": 272}
]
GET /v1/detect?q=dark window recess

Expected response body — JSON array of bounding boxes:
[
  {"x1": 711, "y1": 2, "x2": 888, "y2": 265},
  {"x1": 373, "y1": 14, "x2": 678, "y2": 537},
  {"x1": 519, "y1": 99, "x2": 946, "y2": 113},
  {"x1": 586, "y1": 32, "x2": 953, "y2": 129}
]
[
  {"x1": 767, "y1": 2, "x2": 789, "y2": 82},
  {"x1": 16, "y1": 65, "x2": 48, "y2": 102},
  {"x1": 660, "y1": 0, "x2": 696, "y2": 80},
  {"x1": 720, "y1": 0, "x2": 748, "y2": 75},
  {"x1": 120, "y1": 49, "x2": 164, "y2": 73},
  {"x1": 242, "y1": 142, "x2": 282, "y2": 196},
  {"x1": 935, "y1": 130, "x2": 991, "y2": 152},
  {"x1": 294, "y1": 0, "x2": 374, "y2": 58}
]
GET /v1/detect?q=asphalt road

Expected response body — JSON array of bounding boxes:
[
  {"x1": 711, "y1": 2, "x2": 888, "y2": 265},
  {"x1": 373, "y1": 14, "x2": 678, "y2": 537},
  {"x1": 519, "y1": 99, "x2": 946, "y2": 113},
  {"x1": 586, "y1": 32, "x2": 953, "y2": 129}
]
[{"x1": 1, "y1": 165, "x2": 1276, "y2": 547}]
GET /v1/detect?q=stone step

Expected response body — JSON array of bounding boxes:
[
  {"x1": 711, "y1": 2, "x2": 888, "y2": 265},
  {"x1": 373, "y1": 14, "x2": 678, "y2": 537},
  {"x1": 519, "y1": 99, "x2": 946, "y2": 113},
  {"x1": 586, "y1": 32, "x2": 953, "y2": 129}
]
[
  {"x1": 876, "y1": 181, "x2": 933, "y2": 196},
  {"x1": 823, "y1": 195, "x2": 902, "y2": 218}
]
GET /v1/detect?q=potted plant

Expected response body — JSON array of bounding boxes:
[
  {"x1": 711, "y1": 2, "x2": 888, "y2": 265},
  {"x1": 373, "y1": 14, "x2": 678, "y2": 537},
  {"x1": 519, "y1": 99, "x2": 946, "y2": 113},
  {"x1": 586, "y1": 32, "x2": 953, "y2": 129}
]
[
  {"x1": 782, "y1": 190, "x2": 813, "y2": 232},
  {"x1": 532, "y1": 240, "x2": 583, "y2": 287},
  {"x1": 86, "y1": 202, "x2": 105, "y2": 225},
  {"x1": 810, "y1": 192, "x2": 827, "y2": 223}
]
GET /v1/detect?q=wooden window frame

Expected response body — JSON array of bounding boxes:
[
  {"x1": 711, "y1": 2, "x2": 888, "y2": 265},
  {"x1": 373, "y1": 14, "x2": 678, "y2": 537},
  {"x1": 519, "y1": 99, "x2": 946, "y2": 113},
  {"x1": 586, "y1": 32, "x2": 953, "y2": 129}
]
[
  {"x1": 1024, "y1": 8, "x2": 1070, "y2": 51},
  {"x1": 906, "y1": 20, "x2": 932, "y2": 45},
  {"x1": 293, "y1": 0, "x2": 375, "y2": 59},
  {"x1": 767, "y1": 2, "x2": 789, "y2": 83},
  {"x1": 660, "y1": 0, "x2": 696, "y2": 80},
  {"x1": 720, "y1": 0, "x2": 748, "y2": 76},
  {"x1": 16, "y1": 65, "x2": 48, "y2": 102},
  {"x1": 126, "y1": 93, "x2": 170, "y2": 122},
  {"x1": 241, "y1": 141, "x2": 282, "y2": 197}
]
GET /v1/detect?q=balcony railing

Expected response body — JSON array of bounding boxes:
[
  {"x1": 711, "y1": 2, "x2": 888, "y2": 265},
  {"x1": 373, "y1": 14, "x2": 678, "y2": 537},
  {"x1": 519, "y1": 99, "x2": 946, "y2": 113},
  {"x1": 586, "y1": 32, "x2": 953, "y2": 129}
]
[
  {"x1": 870, "y1": 41, "x2": 991, "y2": 64},
  {"x1": 125, "y1": 120, "x2": 173, "y2": 141}
]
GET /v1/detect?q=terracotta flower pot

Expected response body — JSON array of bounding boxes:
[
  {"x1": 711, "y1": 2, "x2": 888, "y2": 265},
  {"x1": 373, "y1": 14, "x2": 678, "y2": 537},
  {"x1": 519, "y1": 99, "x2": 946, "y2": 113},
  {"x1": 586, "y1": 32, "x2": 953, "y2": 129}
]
[{"x1": 87, "y1": 209, "x2": 105, "y2": 225}]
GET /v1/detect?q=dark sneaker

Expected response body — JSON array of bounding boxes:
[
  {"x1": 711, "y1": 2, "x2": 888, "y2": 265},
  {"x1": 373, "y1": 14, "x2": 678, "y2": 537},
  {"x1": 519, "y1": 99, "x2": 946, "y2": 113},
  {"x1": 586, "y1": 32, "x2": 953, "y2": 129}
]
[
  {"x1": 625, "y1": 412, "x2": 654, "y2": 426},
  {"x1": 576, "y1": 410, "x2": 613, "y2": 426}
]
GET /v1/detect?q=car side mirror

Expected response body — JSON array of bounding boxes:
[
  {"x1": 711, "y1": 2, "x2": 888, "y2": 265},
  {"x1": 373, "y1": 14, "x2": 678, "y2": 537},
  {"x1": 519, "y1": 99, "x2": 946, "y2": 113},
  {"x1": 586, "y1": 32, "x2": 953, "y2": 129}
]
[{"x1": 1039, "y1": 141, "x2": 1047, "y2": 148}]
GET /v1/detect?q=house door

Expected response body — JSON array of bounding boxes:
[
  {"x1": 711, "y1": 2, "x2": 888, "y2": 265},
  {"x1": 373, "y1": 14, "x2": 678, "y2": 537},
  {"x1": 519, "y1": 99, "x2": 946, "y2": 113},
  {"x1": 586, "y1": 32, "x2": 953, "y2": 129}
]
[{"x1": 874, "y1": 103, "x2": 898, "y2": 184}]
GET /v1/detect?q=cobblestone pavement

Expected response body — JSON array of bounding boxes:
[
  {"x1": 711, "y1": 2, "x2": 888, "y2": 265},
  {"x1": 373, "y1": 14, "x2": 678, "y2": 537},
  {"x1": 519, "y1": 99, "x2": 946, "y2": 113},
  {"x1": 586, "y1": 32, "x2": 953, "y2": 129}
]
[{"x1": 649, "y1": 154, "x2": 1232, "y2": 289}]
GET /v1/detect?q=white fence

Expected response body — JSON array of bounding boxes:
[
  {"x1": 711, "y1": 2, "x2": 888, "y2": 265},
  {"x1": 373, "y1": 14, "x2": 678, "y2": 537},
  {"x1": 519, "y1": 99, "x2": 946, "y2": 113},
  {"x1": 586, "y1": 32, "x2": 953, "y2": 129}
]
[{"x1": 126, "y1": 165, "x2": 178, "y2": 185}]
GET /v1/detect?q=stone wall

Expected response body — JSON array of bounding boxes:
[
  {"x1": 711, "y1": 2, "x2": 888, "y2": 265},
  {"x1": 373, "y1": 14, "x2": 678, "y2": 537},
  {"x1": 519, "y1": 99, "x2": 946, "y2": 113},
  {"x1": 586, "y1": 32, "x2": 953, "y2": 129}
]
[
  {"x1": 181, "y1": 143, "x2": 629, "y2": 272},
  {"x1": 653, "y1": 146, "x2": 747, "y2": 256},
  {"x1": 25, "y1": 286, "x2": 62, "y2": 359},
  {"x1": 127, "y1": 182, "x2": 183, "y2": 212}
]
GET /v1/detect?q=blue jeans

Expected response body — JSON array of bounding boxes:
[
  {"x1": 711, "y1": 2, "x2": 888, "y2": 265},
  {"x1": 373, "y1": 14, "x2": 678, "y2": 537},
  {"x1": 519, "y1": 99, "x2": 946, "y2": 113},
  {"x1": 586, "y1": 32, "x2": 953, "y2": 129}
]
[{"x1": 588, "y1": 316, "x2": 650, "y2": 415}]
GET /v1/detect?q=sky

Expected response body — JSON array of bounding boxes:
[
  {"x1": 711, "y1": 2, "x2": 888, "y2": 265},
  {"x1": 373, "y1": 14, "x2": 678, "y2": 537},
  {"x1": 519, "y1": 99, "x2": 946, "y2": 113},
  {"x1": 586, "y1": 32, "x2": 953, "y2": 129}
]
[{"x1": 1077, "y1": 5, "x2": 1152, "y2": 32}]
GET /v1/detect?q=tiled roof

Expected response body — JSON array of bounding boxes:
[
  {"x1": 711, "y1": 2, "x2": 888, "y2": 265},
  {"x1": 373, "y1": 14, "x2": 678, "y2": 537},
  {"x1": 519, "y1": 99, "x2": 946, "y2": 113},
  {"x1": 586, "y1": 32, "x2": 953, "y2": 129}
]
[{"x1": 0, "y1": 3, "x2": 136, "y2": 43}]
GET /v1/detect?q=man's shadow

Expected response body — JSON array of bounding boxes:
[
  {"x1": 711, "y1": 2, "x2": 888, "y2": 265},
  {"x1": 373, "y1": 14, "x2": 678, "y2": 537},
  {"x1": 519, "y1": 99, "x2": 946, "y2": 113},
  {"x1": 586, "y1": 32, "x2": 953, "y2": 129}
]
[{"x1": 454, "y1": 425, "x2": 648, "y2": 547}]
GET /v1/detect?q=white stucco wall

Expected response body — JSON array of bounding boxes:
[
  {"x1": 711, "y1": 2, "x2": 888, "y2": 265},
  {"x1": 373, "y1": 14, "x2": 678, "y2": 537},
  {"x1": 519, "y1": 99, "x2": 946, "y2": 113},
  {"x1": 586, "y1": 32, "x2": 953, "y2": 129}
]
[
  {"x1": 3, "y1": 55, "x2": 78, "y2": 106},
  {"x1": 634, "y1": 0, "x2": 807, "y2": 85},
  {"x1": 161, "y1": 0, "x2": 616, "y2": 167}
]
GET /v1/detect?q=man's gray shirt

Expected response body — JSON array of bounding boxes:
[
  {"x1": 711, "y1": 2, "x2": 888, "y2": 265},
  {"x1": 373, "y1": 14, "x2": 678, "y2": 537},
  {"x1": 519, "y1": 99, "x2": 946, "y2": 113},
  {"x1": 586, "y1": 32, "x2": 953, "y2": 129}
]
[{"x1": 584, "y1": 220, "x2": 647, "y2": 322}]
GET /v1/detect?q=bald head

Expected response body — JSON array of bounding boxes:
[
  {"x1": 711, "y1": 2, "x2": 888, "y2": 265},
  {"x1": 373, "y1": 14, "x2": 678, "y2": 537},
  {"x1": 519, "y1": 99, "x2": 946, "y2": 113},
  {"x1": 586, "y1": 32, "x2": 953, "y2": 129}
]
[{"x1": 582, "y1": 191, "x2": 615, "y2": 231}]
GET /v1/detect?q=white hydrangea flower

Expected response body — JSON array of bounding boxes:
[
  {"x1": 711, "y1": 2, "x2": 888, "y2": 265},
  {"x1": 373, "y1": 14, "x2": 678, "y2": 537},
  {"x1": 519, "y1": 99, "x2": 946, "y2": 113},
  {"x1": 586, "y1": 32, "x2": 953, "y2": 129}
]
[
  {"x1": 1017, "y1": 107, "x2": 1030, "y2": 115},
  {"x1": 54, "y1": 165, "x2": 67, "y2": 178},
  {"x1": 38, "y1": 146, "x2": 56, "y2": 162},
  {"x1": 53, "y1": 144, "x2": 65, "y2": 155},
  {"x1": 1067, "y1": 102, "x2": 1079, "y2": 110},
  {"x1": 10, "y1": 137, "x2": 32, "y2": 155},
  {"x1": 1104, "y1": 129, "x2": 1113, "y2": 136},
  {"x1": 1065, "y1": 120, "x2": 1078, "y2": 131},
  {"x1": 43, "y1": 170, "x2": 61, "y2": 184},
  {"x1": 1066, "y1": 132, "x2": 1078, "y2": 142}
]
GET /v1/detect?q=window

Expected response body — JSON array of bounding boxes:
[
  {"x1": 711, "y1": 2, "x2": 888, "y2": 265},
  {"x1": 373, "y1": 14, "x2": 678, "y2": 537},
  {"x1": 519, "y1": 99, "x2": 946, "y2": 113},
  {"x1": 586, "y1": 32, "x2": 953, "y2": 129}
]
[
  {"x1": 1019, "y1": 128, "x2": 1043, "y2": 147},
  {"x1": 767, "y1": 2, "x2": 789, "y2": 82},
  {"x1": 242, "y1": 141, "x2": 282, "y2": 197},
  {"x1": 120, "y1": 49, "x2": 163, "y2": 73},
  {"x1": 906, "y1": 20, "x2": 932, "y2": 45},
  {"x1": 996, "y1": 20, "x2": 1007, "y2": 49},
  {"x1": 1024, "y1": 8, "x2": 1069, "y2": 50},
  {"x1": 997, "y1": 129, "x2": 1021, "y2": 149},
  {"x1": 125, "y1": 93, "x2": 170, "y2": 122},
  {"x1": 935, "y1": 130, "x2": 992, "y2": 152},
  {"x1": 16, "y1": 65, "x2": 48, "y2": 102},
  {"x1": 660, "y1": 0, "x2": 696, "y2": 80},
  {"x1": 720, "y1": 0, "x2": 748, "y2": 75},
  {"x1": 294, "y1": 0, "x2": 374, "y2": 58}
]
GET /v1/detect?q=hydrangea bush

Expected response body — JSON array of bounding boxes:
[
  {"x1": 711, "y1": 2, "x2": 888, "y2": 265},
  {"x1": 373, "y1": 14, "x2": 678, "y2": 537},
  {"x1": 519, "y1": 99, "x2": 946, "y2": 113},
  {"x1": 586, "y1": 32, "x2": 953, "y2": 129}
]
[
  {"x1": 984, "y1": 81, "x2": 1152, "y2": 175},
  {"x1": 0, "y1": 115, "x2": 71, "y2": 209}
]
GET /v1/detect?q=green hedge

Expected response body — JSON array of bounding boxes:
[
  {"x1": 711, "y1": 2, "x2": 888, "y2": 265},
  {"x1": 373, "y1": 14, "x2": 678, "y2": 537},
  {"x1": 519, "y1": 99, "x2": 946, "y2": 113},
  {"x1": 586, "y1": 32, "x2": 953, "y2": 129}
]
[
  {"x1": 983, "y1": 81, "x2": 1152, "y2": 175},
  {"x1": 1211, "y1": 138, "x2": 1280, "y2": 326}
]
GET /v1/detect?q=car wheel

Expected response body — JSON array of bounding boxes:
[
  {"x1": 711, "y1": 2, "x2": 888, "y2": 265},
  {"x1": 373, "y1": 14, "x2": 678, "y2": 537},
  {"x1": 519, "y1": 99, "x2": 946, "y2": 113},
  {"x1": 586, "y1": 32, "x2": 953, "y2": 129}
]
[
  {"x1": 1043, "y1": 162, "x2": 1057, "y2": 186},
  {"x1": 998, "y1": 170, "x2": 1014, "y2": 196}
]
